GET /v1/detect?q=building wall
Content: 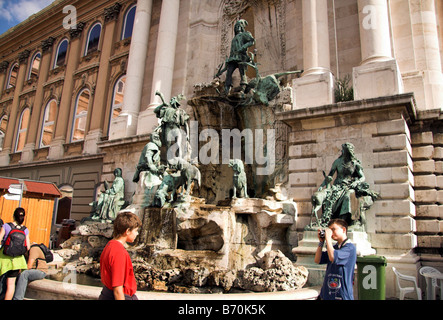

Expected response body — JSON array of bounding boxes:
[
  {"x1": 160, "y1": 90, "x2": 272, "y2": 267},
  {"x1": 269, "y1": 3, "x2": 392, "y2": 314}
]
[
  {"x1": 0, "y1": 156, "x2": 103, "y2": 221},
  {"x1": 410, "y1": 113, "x2": 443, "y2": 257},
  {"x1": 0, "y1": 0, "x2": 131, "y2": 221},
  {"x1": 0, "y1": 0, "x2": 442, "y2": 298}
]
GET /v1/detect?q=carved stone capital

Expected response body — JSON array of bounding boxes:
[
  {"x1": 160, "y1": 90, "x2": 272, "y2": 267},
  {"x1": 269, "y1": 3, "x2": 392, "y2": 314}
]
[
  {"x1": 69, "y1": 21, "x2": 86, "y2": 39},
  {"x1": 0, "y1": 61, "x2": 9, "y2": 74},
  {"x1": 41, "y1": 37, "x2": 56, "y2": 53},
  {"x1": 104, "y1": 3, "x2": 122, "y2": 23},
  {"x1": 18, "y1": 50, "x2": 31, "y2": 64}
]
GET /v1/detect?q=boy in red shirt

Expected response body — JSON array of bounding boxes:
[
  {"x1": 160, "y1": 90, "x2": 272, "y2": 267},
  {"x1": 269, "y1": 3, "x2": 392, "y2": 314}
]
[{"x1": 99, "y1": 212, "x2": 142, "y2": 300}]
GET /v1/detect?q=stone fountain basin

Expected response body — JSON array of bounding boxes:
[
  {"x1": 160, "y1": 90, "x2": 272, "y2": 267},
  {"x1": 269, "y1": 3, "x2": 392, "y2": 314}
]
[{"x1": 25, "y1": 278, "x2": 320, "y2": 300}]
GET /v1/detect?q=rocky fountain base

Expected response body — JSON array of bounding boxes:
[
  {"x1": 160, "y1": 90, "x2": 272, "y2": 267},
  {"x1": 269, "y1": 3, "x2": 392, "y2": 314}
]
[{"x1": 54, "y1": 197, "x2": 308, "y2": 294}]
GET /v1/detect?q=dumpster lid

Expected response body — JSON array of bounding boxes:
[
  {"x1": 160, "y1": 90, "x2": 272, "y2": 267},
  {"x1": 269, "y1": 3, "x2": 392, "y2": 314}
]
[{"x1": 357, "y1": 255, "x2": 387, "y2": 265}]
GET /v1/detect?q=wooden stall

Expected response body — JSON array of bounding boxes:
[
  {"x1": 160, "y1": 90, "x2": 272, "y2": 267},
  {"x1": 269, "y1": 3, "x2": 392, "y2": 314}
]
[{"x1": 0, "y1": 177, "x2": 61, "y2": 246}]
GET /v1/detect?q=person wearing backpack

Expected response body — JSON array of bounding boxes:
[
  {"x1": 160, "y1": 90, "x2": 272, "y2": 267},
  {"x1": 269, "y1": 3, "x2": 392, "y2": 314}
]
[
  {"x1": 0, "y1": 207, "x2": 30, "y2": 300},
  {"x1": 13, "y1": 243, "x2": 50, "y2": 300}
]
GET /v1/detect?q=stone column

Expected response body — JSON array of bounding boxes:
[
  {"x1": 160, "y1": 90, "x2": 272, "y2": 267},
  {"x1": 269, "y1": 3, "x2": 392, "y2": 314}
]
[
  {"x1": 109, "y1": 0, "x2": 153, "y2": 140},
  {"x1": 0, "y1": 50, "x2": 29, "y2": 166},
  {"x1": 353, "y1": 0, "x2": 403, "y2": 100},
  {"x1": 21, "y1": 37, "x2": 55, "y2": 163},
  {"x1": 405, "y1": 0, "x2": 443, "y2": 110},
  {"x1": 136, "y1": 0, "x2": 180, "y2": 135},
  {"x1": 84, "y1": 3, "x2": 121, "y2": 154},
  {"x1": 359, "y1": 0, "x2": 392, "y2": 64},
  {"x1": 292, "y1": 0, "x2": 334, "y2": 109},
  {"x1": 47, "y1": 23, "x2": 85, "y2": 160}
]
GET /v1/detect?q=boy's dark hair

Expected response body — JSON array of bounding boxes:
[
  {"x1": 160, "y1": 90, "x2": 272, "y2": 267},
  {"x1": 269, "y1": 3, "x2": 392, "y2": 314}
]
[
  {"x1": 328, "y1": 218, "x2": 348, "y2": 233},
  {"x1": 113, "y1": 212, "x2": 142, "y2": 238},
  {"x1": 13, "y1": 207, "x2": 26, "y2": 225}
]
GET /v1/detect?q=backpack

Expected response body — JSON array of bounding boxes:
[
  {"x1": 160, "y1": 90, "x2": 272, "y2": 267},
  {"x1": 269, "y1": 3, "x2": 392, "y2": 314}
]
[
  {"x1": 3, "y1": 223, "x2": 28, "y2": 257},
  {"x1": 31, "y1": 243, "x2": 53, "y2": 263}
]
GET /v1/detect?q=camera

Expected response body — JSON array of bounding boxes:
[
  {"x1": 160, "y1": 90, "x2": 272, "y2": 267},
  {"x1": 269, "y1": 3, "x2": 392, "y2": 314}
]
[{"x1": 319, "y1": 230, "x2": 325, "y2": 239}]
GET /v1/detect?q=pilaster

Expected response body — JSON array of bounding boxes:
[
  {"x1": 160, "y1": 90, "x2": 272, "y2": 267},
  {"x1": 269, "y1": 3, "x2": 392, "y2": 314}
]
[
  {"x1": 85, "y1": 3, "x2": 121, "y2": 154},
  {"x1": 48, "y1": 23, "x2": 84, "y2": 160},
  {"x1": 0, "y1": 50, "x2": 29, "y2": 166},
  {"x1": 21, "y1": 37, "x2": 54, "y2": 163}
]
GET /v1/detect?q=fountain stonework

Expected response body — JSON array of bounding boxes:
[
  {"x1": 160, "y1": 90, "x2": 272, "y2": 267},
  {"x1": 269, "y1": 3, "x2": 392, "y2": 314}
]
[
  {"x1": 48, "y1": 12, "x2": 392, "y2": 297},
  {"x1": 115, "y1": 80, "x2": 305, "y2": 292},
  {"x1": 51, "y1": 19, "x2": 312, "y2": 295},
  {"x1": 41, "y1": 10, "x2": 399, "y2": 298},
  {"x1": 54, "y1": 86, "x2": 306, "y2": 294}
]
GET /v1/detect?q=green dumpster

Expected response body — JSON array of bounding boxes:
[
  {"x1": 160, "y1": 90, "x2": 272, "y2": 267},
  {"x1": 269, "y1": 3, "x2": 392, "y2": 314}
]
[{"x1": 356, "y1": 255, "x2": 387, "y2": 300}]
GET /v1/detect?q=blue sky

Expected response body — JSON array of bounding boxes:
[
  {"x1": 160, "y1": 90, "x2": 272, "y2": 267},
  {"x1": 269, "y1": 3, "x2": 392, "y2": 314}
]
[{"x1": 0, "y1": 0, "x2": 56, "y2": 35}]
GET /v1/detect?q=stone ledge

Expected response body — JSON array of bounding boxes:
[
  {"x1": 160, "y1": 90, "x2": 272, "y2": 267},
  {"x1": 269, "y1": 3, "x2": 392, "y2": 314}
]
[
  {"x1": 26, "y1": 279, "x2": 321, "y2": 300},
  {"x1": 276, "y1": 93, "x2": 417, "y2": 125}
]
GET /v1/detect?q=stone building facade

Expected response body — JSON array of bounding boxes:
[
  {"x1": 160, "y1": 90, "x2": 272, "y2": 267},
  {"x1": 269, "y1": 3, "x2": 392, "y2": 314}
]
[{"x1": 0, "y1": 0, "x2": 442, "y2": 298}]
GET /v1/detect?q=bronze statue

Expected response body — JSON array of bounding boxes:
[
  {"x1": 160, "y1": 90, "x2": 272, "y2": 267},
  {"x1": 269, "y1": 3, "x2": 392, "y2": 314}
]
[
  {"x1": 133, "y1": 131, "x2": 164, "y2": 186},
  {"x1": 168, "y1": 157, "x2": 201, "y2": 197},
  {"x1": 153, "y1": 91, "x2": 189, "y2": 160},
  {"x1": 242, "y1": 62, "x2": 302, "y2": 106},
  {"x1": 308, "y1": 143, "x2": 379, "y2": 230},
  {"x1": 215, "y1": 19, "x2": 255, "y2": 94},
  {"x1": 152, "y1": 172, "x2": 183, "y2": 207},
  {"x1": 89, "y1": 168, "x2": 126, "y2": 222},
  {"x1": 229, "y1": 159, "x2": 248, "y2": 198}
]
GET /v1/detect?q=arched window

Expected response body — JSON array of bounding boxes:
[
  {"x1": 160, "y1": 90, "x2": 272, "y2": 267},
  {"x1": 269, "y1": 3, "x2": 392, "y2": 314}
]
[
  {"x1": 6, "y1": 63, "x2": 19, "y2": 89},
  {"x1": 121, "y1": 4, "x2": 136, "y2": 40},
  {"x1": 0, "y1": 115, "x2": 8, "y2": 151},
  {"x1": 109, "y1": 75, "x2": 126, "y2": 133},
  {"x1": 71, "y1": 89, "x2": 90, "y2": 142},
  {"x1": 54, "y1": 39, "x2": 69, "y2": 68},
  {"x1": 15, "y1": 108, "x2": 30, "y2": 152},
  {"x1": 85, "y1": 23, "x2": 102, "y2": 56},
  {"x1": 28, "y1": 52, "x2": 41, "y2": 80},
  {"x1": 40, "y1": 99, "x2": 57, "y2": 148}
]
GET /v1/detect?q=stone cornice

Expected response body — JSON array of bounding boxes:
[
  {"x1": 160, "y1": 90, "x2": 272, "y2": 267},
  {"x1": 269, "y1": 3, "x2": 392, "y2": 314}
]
[
  {"x1": 276, "y1": 93, "x2": 418, "y2": 126},
  {"x1": 0, "y1": 152, "x2": 105, "y2": 170}
]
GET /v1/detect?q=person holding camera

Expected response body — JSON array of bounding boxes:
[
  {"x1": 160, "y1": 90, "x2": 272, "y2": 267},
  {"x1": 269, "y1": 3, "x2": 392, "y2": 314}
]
[{"x1": 314, "y1": 218, "x2": 357, "y2": 300}]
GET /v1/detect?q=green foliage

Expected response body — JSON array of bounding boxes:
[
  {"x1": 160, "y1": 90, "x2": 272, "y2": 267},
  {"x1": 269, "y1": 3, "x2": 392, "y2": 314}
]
[{"x1": 334, "y1": 75, "x2": 354, "y2": 102}]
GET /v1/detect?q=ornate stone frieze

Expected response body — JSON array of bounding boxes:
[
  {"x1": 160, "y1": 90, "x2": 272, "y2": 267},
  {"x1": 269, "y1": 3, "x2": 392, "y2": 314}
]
[{"x1": 223, "y1": 0, "x2": 251, "y2": 17}]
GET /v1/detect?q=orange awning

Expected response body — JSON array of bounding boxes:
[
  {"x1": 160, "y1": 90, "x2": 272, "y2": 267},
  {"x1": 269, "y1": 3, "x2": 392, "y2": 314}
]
[{"x1": 0, "y1": 177, "x2": 61, "y2": 197}]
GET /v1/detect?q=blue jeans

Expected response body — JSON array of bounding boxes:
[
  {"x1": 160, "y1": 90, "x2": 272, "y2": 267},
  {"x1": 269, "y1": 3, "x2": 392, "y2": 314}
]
[{"x1": 13, "y1": 269, "x2": 46, "y2": 300}]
